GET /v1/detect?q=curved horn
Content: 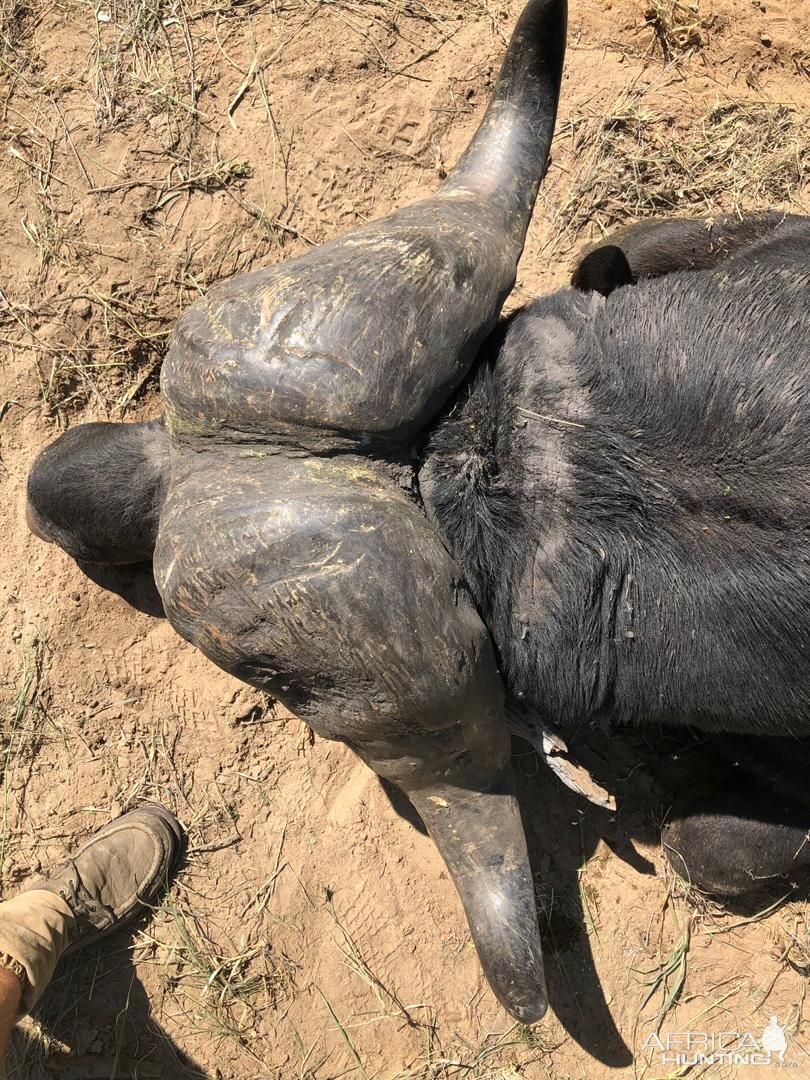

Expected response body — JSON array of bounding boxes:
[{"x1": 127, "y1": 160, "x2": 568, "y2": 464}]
[
  {"x1": 409, "y1": 771, "x2": 546, "y2": 1022},
  {"x1": 162, "y1": 0, "x2": 568, "y2": 449},
  {"x1": 443, "y1": 0, "x2": 567, "y2": 231},
  {"x1": 155, "y1": 453, "x2": 547, "y2": 1021},
  {"x1": 156, "y1": 0, "x2": 568, "y2": 1023}
]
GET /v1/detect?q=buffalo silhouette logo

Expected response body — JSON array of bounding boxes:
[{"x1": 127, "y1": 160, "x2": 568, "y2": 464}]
[{"x1": 761, "y1": 1017, "x2": 788, "y2": 1064}]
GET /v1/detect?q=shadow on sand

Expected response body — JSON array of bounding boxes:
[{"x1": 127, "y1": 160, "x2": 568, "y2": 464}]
[{"x1": 9, "y1": 937, "x2": 210, "y2": 1079}]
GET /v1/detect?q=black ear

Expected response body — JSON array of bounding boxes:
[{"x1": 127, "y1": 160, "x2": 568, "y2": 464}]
[
  {"x1": 27, "y1": 419, "x2": 169, "y2": 565},
  {"x1": 571, "y1": 244, "x2": 634, "y2": 296},
  {"x1": 663, "y1": 785, "x2": 810, "y2": 898}
]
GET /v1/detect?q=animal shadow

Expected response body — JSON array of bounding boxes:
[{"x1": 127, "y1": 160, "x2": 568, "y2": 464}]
[
  {"x1": 383, "y1": 723, "x2": 774, "y2": 1067},
  {"x1": 511, "y1": 724, "x2": 661, "y2": 1068},
  {"x1": 77, "y1": 560, "x2": 165, "y2": 619},
  {"x1": 520, "y1": 724, "x2": 808, "y2": 1061}
]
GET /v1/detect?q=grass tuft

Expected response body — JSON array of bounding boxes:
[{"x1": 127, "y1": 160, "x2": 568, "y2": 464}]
[
  {"x1": 644, "y1": 1, "x2": 711, "y2": 60},
  {"x1": 547, "y1": 93, "x2": 808, "y2": 255},
  {"x1": 142, "y1": 892, "x2": 287, "y2": 1064},
  {"x1": 633, "y1": 893, "x2": 691, "y2": 1033}
]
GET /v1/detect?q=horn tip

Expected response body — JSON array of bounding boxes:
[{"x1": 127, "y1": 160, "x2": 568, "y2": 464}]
[
  {"x1": 510, "y1": 993, "x2": 549, "y2": 1024},
  {"x1": 492, "y1": 972, "x2": 549, "y2": 1024}
]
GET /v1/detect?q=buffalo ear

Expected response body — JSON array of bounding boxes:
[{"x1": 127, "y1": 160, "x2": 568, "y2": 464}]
[
  {"x1": 27, "y1": 419, "x2": 168, "y2": 565},
  {"x1": 571, "y1": 244, "x2": 633, "y2": 296}
]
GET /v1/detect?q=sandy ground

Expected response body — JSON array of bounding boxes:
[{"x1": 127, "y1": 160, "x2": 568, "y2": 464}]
[{"x1": 1, "y1": 0, "x2": 810, "y2": 1076}]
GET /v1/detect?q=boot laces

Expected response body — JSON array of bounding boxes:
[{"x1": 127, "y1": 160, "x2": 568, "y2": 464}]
[{"x1": 58, "y1": 862, "x2": 115, "y2": 940}]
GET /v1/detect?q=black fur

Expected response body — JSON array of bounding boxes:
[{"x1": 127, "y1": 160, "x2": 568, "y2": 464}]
[
  {"x1": 663, "y1": 786, "x2": 810, "y2": 896},
  {"x1": 27, "y1": 215, "x2": 810, "y2": 900},
  {"x1": 571, "y1": 245, "x2": 632, "y2": 296},
  {"x1": 423, "y1": 234, "x2": 810, "y2": 737},
  {"x1": 422, "y1": 215, "x2": 810, "y2": 895},
  {"x1": 27, "y1": 419, "x2": 169, "y2": 564}
]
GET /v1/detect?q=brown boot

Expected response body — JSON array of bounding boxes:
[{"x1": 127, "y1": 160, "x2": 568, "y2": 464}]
[{"x1": 0, "y1": 803, "x2": 182, "y2": 1011}]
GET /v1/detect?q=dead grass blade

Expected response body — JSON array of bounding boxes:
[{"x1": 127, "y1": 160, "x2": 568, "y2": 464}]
[{"x1": 546, "y1": 94, "x2": 808, "y2": 256}]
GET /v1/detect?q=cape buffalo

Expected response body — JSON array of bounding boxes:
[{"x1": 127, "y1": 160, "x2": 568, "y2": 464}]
[{"x1": 25, "y1": 0, "x2": 810, "y2": 1023}]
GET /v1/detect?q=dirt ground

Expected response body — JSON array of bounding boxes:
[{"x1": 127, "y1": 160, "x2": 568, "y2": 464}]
[{"x1": 1, "y1": 0, "x2": 809, "y2": 1076}]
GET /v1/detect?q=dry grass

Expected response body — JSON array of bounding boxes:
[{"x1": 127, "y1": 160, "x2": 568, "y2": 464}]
[
  {"x1": 632, "y1": 892, "x2": 692, "y2": 1034},
  {"x1": 546, "y1": 90, "x2": 808, "y2": 254},
  {"x1": 0, "y1": 0, "x2": 282, "y2": 423},
  {"x1": 630, "y1": 888, "x2": 810, "y2": 1080},
  {"x1": 139, "y1": 892, "x2": 287, "y2": 1065},
  {"x1": 285, "y1": 898, "x2": 559, "y2": 1078},
  {"x1": 780, "y1": 918, "x2": 810, "y2": 978},
  {"x1": 0, "y1": 0, "x2": 31, "y2": 66},
  {"x1": 644, "y1": 1, "x2": 712, "y2": 60},
  {"x1": 0, "y1": 638, "x2": 49, "y2": 878}
]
